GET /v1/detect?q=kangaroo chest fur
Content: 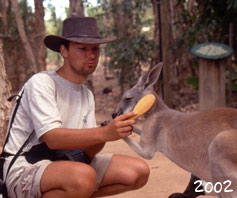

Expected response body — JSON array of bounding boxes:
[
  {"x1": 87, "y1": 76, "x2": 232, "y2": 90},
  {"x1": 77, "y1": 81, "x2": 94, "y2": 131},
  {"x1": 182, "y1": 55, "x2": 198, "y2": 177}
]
[{"x1": 146, "y1": 108, "x2": 237, "y2": 181}]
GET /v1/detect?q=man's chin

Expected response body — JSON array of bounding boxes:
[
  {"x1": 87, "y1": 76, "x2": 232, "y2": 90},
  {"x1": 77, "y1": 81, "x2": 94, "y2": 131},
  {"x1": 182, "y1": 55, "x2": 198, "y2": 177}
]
[
  {"x1": 82, "y1": 69, "x2": 95, "y2": 78},
  {"x1": 87, "y1": 66, "x2": 96, "y2": 74}
]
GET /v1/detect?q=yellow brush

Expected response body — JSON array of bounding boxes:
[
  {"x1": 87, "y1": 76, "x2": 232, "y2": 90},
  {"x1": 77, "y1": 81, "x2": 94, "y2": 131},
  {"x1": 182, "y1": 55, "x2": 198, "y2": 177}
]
[{"x1": 129, "y1": 94, "x2": 156, "y2": 120}]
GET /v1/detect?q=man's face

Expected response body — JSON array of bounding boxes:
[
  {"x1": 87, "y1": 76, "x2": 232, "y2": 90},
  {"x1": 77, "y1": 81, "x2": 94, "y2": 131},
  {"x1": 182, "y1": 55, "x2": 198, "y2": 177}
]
[{"x1": 64, "y1": 42, "x2": 100, "y2": 77}]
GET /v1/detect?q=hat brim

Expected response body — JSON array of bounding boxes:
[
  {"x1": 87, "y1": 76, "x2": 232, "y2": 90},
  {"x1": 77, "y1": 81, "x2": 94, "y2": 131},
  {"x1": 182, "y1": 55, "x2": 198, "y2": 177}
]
[{"x1": 44, "y1": 35, "x2": 117, "y2": 52}]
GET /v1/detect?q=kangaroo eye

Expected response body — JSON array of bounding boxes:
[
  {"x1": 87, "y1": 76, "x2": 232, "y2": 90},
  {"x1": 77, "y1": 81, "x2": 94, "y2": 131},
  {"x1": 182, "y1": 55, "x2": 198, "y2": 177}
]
[{"x1": 124, "y1": 97, "x2": 133, "y2": 102}]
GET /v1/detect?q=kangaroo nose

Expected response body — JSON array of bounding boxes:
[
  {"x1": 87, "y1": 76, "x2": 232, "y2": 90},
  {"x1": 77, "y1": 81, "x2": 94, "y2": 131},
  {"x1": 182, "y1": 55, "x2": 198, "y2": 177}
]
[
  {"x1": 112, "y1": 113, "x2": 118, "y2": 119},
  {"x1": 112, "y1": 109, "x2": 123, "y2": 119}
]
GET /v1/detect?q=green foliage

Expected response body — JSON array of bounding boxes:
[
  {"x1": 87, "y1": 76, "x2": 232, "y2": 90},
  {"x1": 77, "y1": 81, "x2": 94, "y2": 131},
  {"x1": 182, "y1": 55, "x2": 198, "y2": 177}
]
[
  {"x1": 3, "y1": 0, "x2": 34, "y2": 52},
  {"x1": 44, "y1": 2, "x2": 68, "y2": 64},
  {"x1": 5, "y1": 0, "x2": 34, "y2": 38},
  {"x1": 187, "y1": 76, "x2": 199, "y2": 90},
  {"x1": 227, "y1": 0, "x2": 237, "y2": 10},
  {"x1": 88, "y1": 0, "x2": 157, "y2": 91},
  {"x1": 175, "y1": 0, "x2": 237, "y2": 94},
  {"x1": 175, "y1": 0, "x2": 237, "y2": 49},
  {"x1": 107, "y1": 36, "x2": 157, "y2": 88},
  {"x1": 226, "y1": 67, "x2": 237, "y2": 92},
  {"x1": 20, "y1": 0, "x2": 35, "y2": 33}
]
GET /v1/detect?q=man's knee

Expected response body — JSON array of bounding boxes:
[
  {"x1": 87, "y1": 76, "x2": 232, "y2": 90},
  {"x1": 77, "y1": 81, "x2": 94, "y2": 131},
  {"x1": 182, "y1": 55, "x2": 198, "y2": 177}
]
[
  {"x1": 132, "y1": 159, "x2": 150, "y2": 189},
  {"x1": 122, "y1": 158, "x2": 150, "y2": 189},
  {"x1": 71, "y1": 164, "x2": 97, "y2": 194},
  {"x1": 41, "y1": 161, "x2": 97, "y2": 198}
]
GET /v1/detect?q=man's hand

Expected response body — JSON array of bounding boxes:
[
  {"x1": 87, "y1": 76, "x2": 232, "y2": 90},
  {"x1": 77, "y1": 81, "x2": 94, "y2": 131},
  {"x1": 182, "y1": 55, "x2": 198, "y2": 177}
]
[{"x1": 103, "y1": 112, "x2": 137, "y2": 141}]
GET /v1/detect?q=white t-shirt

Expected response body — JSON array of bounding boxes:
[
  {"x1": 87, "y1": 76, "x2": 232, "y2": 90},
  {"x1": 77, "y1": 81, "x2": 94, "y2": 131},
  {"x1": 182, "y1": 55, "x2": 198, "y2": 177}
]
[{"x1": 4, "y1": 67, "x2": 97, "y2": 155}]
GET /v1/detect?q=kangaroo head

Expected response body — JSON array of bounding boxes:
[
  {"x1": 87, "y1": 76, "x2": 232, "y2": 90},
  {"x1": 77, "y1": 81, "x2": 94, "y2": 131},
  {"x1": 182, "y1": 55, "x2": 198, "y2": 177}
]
[{"x1": 112, "y1": 63, "x2": 163, "y2": 118}]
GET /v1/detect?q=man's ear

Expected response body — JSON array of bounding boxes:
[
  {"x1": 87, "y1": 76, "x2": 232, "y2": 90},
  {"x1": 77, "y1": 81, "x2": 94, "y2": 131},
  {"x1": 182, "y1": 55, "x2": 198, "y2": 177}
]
[{"x1": 60, "y1": 45, "x2": 68, "y2": 58}]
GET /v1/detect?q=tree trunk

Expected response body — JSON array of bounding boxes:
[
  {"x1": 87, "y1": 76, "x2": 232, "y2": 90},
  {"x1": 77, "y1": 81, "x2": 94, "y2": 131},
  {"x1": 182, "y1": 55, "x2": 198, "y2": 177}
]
[
  {"x1": 170, "y1": 0, "x2": 196, "y2": 105},
  {"x1": 111, "y1": 0, "x2": 132, "y2": 93},
  {"x1": 150, "y1": 0, "x2": 160, "y2": 59},
  {"x1": 112, "y1": 0, "x2": 126, "y2": 38},
  {"x1": 150, "y1": 0, "x2": 163, "y2": 97},
  {"x1": 10, "y1": 0, "x2": 38, "y2": 74},
  {"x1": 32, "y1": 0, "x2": 46, "y2": 71},
  {"x1": 160, "y1": 0, "x2": 173, "y2": 107},
  {"x1": 0, "y1": 0, "x2": 9, "y2": 33},
  {"x1": 69, "y1": 0, "x2": 84, "y2": 17},
  {"x1": 0, "y1": 40, "x2": 12, "y2": 145}
]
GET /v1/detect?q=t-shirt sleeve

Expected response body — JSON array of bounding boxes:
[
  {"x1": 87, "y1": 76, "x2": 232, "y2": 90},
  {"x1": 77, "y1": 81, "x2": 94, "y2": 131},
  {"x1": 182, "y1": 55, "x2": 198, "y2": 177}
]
[{"x1": 24, "y1": 73, "x2": 62, "y2": 140}]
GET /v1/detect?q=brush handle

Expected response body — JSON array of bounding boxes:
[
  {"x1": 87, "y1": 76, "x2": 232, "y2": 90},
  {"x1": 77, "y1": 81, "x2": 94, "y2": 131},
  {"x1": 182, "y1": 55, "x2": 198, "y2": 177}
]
[{"x1": 129, "y1": 94, "x2": 156, "y2": 120}]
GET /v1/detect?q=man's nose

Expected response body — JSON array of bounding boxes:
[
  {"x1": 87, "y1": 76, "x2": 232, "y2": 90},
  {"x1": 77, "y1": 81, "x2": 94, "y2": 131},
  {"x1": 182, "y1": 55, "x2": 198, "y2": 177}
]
[{"x1": 87, "y1": 50, "x2": 97, "y2": 59}]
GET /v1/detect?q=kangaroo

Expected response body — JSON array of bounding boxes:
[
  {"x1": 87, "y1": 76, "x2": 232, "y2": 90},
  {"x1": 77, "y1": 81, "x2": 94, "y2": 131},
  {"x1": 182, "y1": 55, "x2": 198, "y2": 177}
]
[{"x1": 113, "y1": 63, "x2": 237, "y2": 198}]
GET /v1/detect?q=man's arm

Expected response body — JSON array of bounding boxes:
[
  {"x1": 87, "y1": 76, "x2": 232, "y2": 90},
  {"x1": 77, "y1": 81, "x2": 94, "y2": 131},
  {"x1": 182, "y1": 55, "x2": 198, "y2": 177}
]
[
  {"x1": 41, "y1": 112, "x2": 137, "y2": 150},
  {"x1": 83, "y1": 143, "x2": 106, "y2": 158}
]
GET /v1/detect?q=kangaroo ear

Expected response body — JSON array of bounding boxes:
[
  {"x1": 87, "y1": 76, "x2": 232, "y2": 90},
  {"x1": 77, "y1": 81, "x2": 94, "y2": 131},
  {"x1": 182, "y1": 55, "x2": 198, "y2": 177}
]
[{"x1": 137, "y1": 62, "x2": 163, "y2": 91}]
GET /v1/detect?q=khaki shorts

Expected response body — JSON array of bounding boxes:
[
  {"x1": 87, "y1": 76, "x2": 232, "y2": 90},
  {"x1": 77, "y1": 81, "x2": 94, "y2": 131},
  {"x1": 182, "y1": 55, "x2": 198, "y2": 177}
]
[{"x1": 5, "y1": 153, "x2": 113, "y2": 198}]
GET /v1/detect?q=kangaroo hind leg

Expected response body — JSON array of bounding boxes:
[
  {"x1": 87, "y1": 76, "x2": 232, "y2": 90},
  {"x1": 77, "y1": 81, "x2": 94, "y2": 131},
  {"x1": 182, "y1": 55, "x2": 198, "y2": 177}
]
[{"x1": 208, "y1": 130, "x2": 237, "y2": 198}]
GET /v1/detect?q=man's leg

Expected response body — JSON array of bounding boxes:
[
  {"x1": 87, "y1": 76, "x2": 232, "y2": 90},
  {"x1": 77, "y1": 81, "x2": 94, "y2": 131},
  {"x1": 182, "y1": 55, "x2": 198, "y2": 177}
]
[
  {"x1": 40, "y1": 161, "x2": 97, "y2": 198},
  {"x1": 92, "y1": 154, "x2": 150, "y2": 197}
]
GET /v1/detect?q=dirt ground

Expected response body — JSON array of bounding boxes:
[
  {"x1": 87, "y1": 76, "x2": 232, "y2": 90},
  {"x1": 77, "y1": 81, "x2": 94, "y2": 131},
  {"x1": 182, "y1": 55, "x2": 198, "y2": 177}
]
[{"x1": 92, "y1": 63, "x2": 216, "y2": 198}]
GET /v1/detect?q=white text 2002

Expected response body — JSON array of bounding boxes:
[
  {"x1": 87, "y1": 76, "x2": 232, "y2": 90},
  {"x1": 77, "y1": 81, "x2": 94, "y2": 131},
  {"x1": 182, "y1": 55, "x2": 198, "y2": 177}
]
[{"x1": 194, "y1": 180, "x2": 233, "y2": 194}]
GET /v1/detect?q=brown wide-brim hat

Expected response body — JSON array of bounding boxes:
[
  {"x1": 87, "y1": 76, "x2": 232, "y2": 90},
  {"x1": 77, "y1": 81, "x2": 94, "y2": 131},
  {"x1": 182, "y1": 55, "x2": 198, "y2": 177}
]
[{"x1": 44, "y1": 17, "x2": 117, "y2": 52}]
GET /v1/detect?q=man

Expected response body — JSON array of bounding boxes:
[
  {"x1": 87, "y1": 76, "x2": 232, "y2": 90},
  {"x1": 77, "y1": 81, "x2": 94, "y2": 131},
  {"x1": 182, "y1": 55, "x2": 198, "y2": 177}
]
[{"x1": 3, "y1": 17, "x2": 150, "y2": 198}]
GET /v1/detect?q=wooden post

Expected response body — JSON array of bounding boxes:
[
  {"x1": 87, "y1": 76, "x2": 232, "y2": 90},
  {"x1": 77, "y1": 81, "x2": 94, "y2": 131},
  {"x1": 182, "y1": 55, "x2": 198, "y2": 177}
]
[
  {"x1": 191, "y1": 42, "x2": 233, "y2": 110},
  {"x1": 199, "y1": 58, "x2": 227, "y2": 110}
]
